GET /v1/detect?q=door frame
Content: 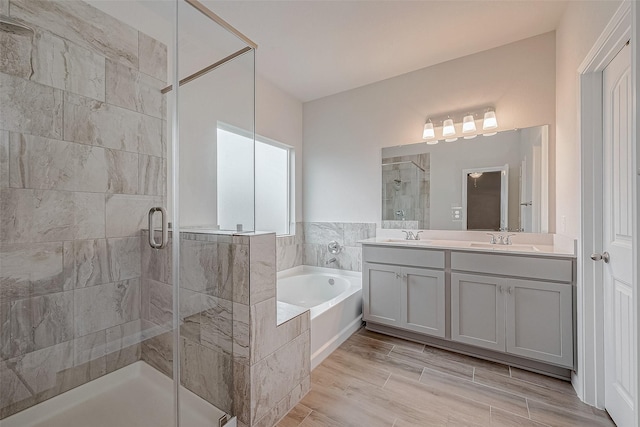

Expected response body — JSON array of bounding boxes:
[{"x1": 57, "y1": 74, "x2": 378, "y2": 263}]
[
  {"x1": 578, "y1": 0, "x2": 636, "y2": 417},
  {"x1": 461, "y1": 164, "x2": 509, "y2": 231}
]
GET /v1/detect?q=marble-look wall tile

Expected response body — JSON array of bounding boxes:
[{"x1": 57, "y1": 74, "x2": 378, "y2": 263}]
[
  {"x1": 0, "y1": 359, "x2": 31, "y2": 410},
  {"x1": 343, "y1": 223, "x2": 376, "y2": 246},
  {"x1": 141, "y1": 330, "x2": 173, "y2": 377},
  {"x1": 0, "y1": 30, "x2": 33, "y2": 79},
  {"x1": 180, "y1": 337, "x2": 233, "y2": 414},
  {"x1": 141, "y1": 232, "x2": 172, "y2": 284},
  {"x1": 179, "y1": 239, "x2": 217, "y2": 294},
  {"x1": 0, "y1": 242, "x2": 69, "y2": 303},
  {"x1": 249, "y1": 233, "x2": 276, "y2": 305},
  {"x1": 74, "y1": 330, "x2": 106, "y2": 365},
  {"x1": 200, "y1": 297, "x2": 233, "y2": 356},
  {"x1": 251, "y1": 330, "x2": 310, "y2": 423},
  {"x1": 106, "y1": 59, "x2": 165, "y2": 119},
  {"x1": 0, "y1": 189, "x2": 105, "y2": 243},
  {"x1": 105, "y1": 320, "x2": 142, "y2": 373},
  {"x1": 0, "y1": 73, "x2": 63, "y2": 140},
  {"x1": 105, "y1": 194, "x2": 163, "y2": 237},
  {"x1": 31, "y1": 29, "x2": 105, "y2": 101},
  {"x1": 10, "y1": 0, "x2": 139, "y2": 68},
  {"x1": 252, "y1": 375, "x2": 310, "y2": 427},
  {"x1": 0, "y1": 0, "x2": 8, "y2": 15},
  {"x1": 138, "y1": 32, "x2": 167, "y2": 82},
  {"x1": 233, "y1": 360, "x2": 251, "y2": 425},
  {"x1": 250, "y1": 297, "x2": 309, "y2": 364},
  {"x1": 303, "y1": 222, "x2": 343, "y2": 245},
  {"x1": 232, "y1": 243, "x2": 250, "y2": 304},
  {"x1": 4, "y1": 340, "x2": 74, "y2": 399},
  {"x1": 232, "y1": 302, "x2": 250, "y2": 365},
  {"x1": 8, "y1": 133, "x2": 138, "y2": 193},
  {"x1": 74, "y1": 278, "x2": 140, "y2": 336},
  {"x1": 0, "y1": 301, "x2": 9, "y2": 359},
  {"x1": 74, "y1": 237, "x2": 141, "y2": 288},
  {"x1": 276, "y1": 242, "x2": 302, "y2": 272},
  {"x1": 63, "y1": 92, "x2": 164, "y2": 157},
  {"x1": 0, "y1": 130, "x2": 7, "y2": 189},
  {"x1": 148, "y1": 279, "x2": 172, "y2": 327},
  {"x1": 138, "y1": 154, "x2": 165, "y2": 196},
  {"x1": 8, "y1": 291, "x2": 74, "y2": 358}
]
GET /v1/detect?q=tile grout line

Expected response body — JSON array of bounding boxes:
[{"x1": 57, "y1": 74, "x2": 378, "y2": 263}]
[{"x1": 526, "y1": 398, "x2": 531, "y2": 419}]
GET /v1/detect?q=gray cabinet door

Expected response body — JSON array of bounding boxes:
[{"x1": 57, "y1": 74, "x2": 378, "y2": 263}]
[
  {"x1": 400, "y1": 267, "x2": 446, "y2": 337},
  {"x1": 363, "y1": 262, "x2": 401, "y2": 327},
  {"x1": 505, "y1": 279, "x2": 574, "y2": 368},
  {"x1": 451, "y1": 273, "x2": 506, "y2": 352}
]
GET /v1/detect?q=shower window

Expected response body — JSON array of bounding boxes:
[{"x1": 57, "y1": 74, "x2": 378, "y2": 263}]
[{"x1": 217, "y1": 123, "x2": 293, "y2": 235}]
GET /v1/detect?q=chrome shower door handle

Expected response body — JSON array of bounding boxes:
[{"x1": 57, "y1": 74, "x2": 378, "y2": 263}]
[{"x1": 148, "y1": 207, "x2": 168, "y2": 249}]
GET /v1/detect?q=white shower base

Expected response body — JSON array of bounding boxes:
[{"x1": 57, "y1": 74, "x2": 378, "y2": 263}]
[{"x1": 1, "y1": 361, "x2": 228, "y2": 427}]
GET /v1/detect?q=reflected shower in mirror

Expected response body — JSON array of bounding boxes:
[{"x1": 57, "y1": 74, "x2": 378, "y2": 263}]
[{"x1": 381, "y1": 125, "x2": 549, "y2": 232}]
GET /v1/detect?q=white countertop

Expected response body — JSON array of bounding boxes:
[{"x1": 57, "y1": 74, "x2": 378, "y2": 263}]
[{"x1": 359, "y1": 236, "x2": 575, "y2": 257}]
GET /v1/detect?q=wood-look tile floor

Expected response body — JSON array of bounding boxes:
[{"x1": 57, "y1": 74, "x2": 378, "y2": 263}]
[{"x1": 277, "y1": 328, "x2": 616, "y2": 427}]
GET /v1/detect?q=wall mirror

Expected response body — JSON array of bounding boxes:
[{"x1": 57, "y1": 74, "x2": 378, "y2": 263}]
[{"x1": 381, "y1": 125, "x2": 549, "y2": 232}]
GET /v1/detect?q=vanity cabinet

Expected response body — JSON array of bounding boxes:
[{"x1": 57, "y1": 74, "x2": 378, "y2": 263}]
[
  {"x1": 363, "y1": 247, "x2": 446, "y2": 338},
  {"x1": 362, "y1": 243, "x2": 576, "y2": 373},
  {"x1": 450, "y1": 252, "x2": 574, "y2": 368}
]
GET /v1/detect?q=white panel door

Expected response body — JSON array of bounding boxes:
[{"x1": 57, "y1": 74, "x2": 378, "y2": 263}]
[{"x1": 603, "y1": 41, "x2": 635, "y2": 427}]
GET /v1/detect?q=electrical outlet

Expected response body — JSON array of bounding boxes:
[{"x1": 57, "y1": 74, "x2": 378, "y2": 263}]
[{"x1": 451, "y1": 207, "x2": 462, "y2": 222}]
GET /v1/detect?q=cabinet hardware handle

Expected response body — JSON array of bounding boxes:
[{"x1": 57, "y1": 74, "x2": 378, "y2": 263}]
[
  {"x1": 508, "y1": 287, "x2": 513, "y2": 294},
  {"x1": 499, "y1": 285, "x2": 504, "y2": 293}
]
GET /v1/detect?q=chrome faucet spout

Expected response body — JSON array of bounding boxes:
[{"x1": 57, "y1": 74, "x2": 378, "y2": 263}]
[{"x1": 326, "y1": 257, "x2": 337, "y2": 264}]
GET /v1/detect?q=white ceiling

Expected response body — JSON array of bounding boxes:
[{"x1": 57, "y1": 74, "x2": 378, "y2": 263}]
[{"x1": 204, "y1": 1, "x2": 569, "y2": 102}]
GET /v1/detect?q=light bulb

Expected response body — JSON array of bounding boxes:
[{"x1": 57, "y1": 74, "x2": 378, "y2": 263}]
[
  {"x1": 422, "y1": 120, "x2": 435, "y2": 139},
  {"x1": 483, "y1": 110, "x2": 498, "y2": 130},
  {"x1": 426, "y1": 139, "x2": 439, "y2": 145},
  {"x1": 442, "y1": 118, "x2": 455, "y2": 137},
  {"x1": 462, "y1": 114, "x2": 476, "y2": 133}
]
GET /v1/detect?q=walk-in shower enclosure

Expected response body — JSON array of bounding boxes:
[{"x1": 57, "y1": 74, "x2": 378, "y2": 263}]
[{"x1": 0, "y1": 1, "x2": 256, "y2": 425}]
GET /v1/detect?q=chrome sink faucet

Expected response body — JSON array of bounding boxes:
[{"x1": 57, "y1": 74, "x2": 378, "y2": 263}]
[
  {"x1": 487, "y1": 233, "x2": 516, "y2": 245},
  {"x1": 402, "y1": 230, "x2": 423, "y2": 240}
]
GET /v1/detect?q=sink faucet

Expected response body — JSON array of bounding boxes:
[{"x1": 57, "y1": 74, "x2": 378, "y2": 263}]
[
  {"x1": 487, "y1": 233, "x2": 517, "y2": 245},
  {"x1": 402, "y1": 230, "x2": 423, "y2": 240},
  {"x1": 503, "y1": 234, "x2": 516, "y2": 245}
]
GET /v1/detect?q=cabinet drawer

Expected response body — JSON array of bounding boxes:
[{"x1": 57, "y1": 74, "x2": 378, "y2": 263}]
[
  {"x1": 451, "y1": 252, "x2": 572, "y2": 283},
  {"x1": 363, "y1": 245, "x2": 444, "y2": 269}
]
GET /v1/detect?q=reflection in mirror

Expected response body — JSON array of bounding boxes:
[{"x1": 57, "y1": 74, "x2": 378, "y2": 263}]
[
  {"x1": 381, "y1": 125, "x2": 549, "y2": 232},
  {"x1": 381, "y1": 154, "x2": 430, "y2": 229},
  {"x1": 463, "y1": 165, "x2": 508, "y2": 231}
]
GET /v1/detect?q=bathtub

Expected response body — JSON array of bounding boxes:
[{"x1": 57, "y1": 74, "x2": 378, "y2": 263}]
[{"x1": 277, "y1": 266, "x2": 363, "y2": 369}]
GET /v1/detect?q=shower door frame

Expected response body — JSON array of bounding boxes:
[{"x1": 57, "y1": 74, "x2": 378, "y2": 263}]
[{"x1": 169, "y1": 2, "x2": 257, "y2": 426}]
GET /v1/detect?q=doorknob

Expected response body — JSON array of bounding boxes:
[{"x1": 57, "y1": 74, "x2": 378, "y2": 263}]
[{"x1": 590, "y1": 252, "x2": 610, "y2": 263}]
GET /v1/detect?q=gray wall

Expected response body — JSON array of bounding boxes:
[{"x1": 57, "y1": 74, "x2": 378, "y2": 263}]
[{"x1": 0, "y1": 0, "x2": 166, "y2": 418}]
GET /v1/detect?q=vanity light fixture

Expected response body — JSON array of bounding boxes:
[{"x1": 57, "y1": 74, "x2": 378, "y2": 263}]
[
  {"x1": 421, "y1": 107, "x2": 498, "y2": 142},
  {"x1": 426, "y1": 139, "x2": 439, "y2": 145},
  {"x1": 422, "y1": 119, "x2": 435, "y2": 140},
  {"x1": 442, "y1": 118, "x2": 456, "y2": 137}
]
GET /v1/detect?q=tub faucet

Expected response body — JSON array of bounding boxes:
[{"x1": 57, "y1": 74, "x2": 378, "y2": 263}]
[{"x1": 326, "y1": 257, "x2": 337, "y2": 264}]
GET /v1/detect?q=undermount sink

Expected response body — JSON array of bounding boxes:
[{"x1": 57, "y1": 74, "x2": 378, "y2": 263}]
[
  {"x1": 469, "y1": 242, "x2": 540, "y2": 252},
  {"x1": 383, "y1": 239, "x2": 432, "y2": 244}
]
